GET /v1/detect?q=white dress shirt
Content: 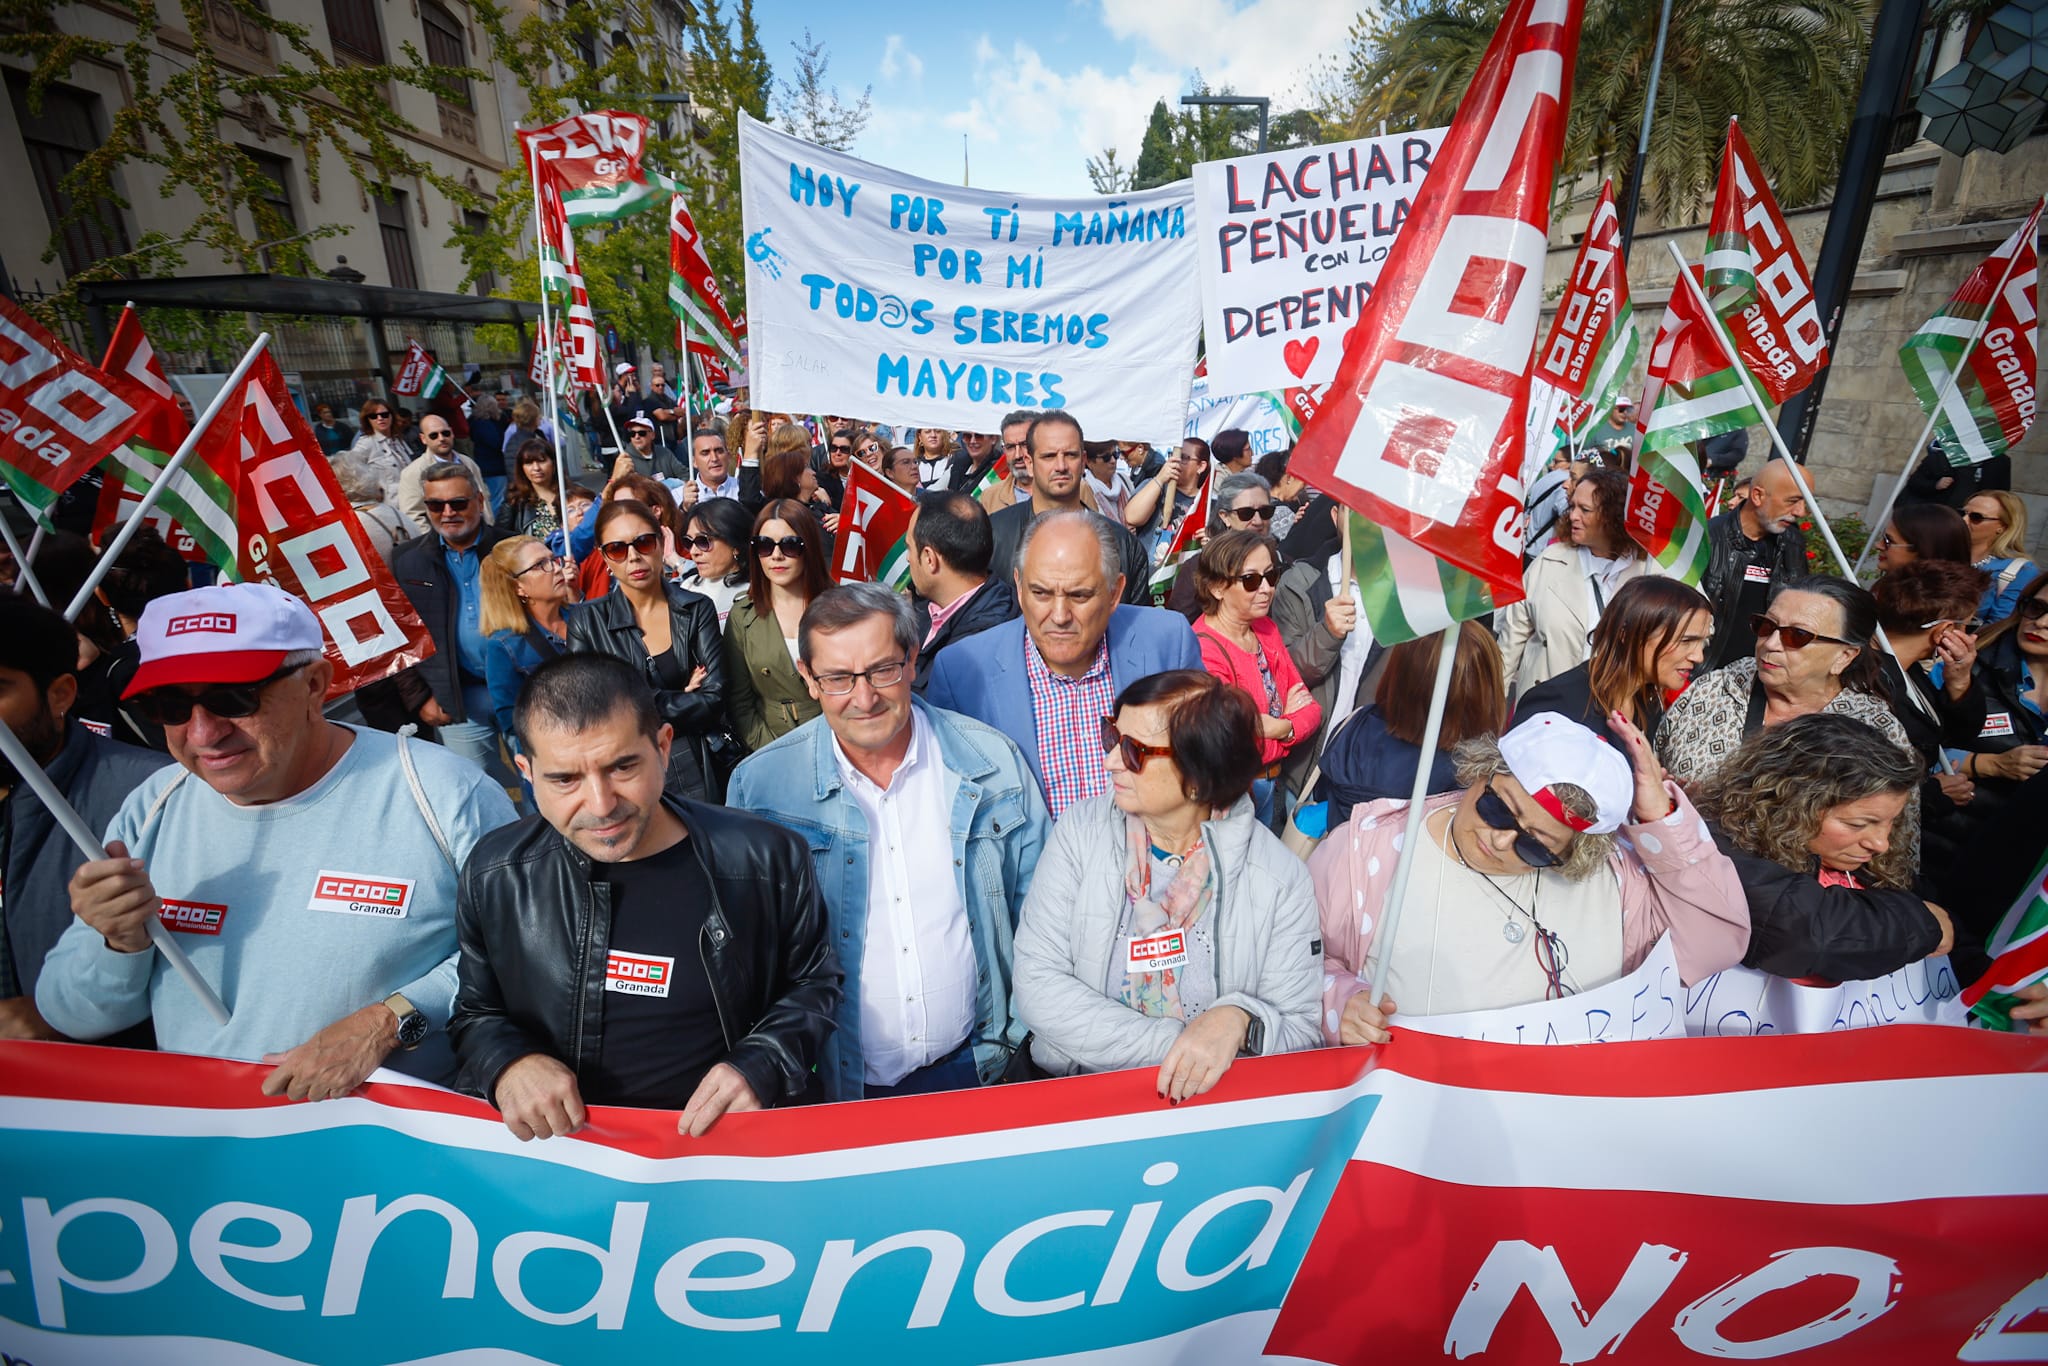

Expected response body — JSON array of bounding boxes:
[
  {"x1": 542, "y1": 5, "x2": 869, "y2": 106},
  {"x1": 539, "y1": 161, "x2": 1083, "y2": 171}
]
[{"x1": 834, "y1": 710, "x2": 977, "y2": 1085}]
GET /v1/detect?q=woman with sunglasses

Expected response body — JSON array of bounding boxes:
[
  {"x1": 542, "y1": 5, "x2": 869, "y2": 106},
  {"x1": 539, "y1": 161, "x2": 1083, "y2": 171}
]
[
  {"x1": 1312, "y1": 712, "x2": 1750, "y2": 1042},
  {"x1": 677, "y1": 497, "x2": 752, "y2": 628},
  {"x1": 1514, "y1": 576, "x2": 1714, "y2": 750},
  {"x1": 1658, "y1": 577, "x2": 1914, "y2": 789},
  {"x1": 1964, "y1": 491, "x2": 2039, "y2": 623},
  {"x1": 1162, "y1": 472, "x2": 1276, "y2": 620},
  {"x1": 1012, "y1": 670, "x2": 1323, "y2": 1099},
  {"x1": 1191, "y1": 529, "x2": 1321, "y2": 828},
  {"x1": 723, "y1": 499, "x2": 829, "y2": 753},
  {"x1": 1496, "y1": 466, "x2": 1647, "y2": 700},
  {"x1": 479, "y1": 535, "x2": 577, "y2": 767},
  {"x1": 1872, "y1": 502, "x2": 1972, "y2": 577},
  {"x1": 1695, "y1": 714, "x2": 1953, "y2": 985},
  {"x1": 564, "y1": 500, "x2": 729, "y2": 801},
  {"x1": 573, "y1": 474, "x2": 682, "y2": 601},
  {"x1": 346, "y1": 398, "x2": 410, "y2": 501}
]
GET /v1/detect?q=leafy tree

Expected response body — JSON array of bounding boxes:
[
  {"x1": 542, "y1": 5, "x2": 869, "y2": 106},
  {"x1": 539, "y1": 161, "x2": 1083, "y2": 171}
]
[
  {"x1": 1085, "y1": 147, "x2": 1134, "y2": 193},
  {"x1": 773, "y1": 27, "x2": 871, "y2": 151},
  {"x1": 682, "y1": 0, "x2": 774, "y2": 319},
  {"x1": 1132, "y1": 100, "x2": 1180, "y2": 189},
  {"x1": 0, "y1": 0, "x2": 487, "y2": 325},
  {"x1": 1330, "y1": 0, "x2": 1871, "y2": 220}
]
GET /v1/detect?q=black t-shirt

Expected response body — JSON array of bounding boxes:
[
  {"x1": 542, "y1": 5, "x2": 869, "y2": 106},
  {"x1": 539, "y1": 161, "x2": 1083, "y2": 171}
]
[{"x1": 589, "y1": 835, "x2": 724, "y2": 1108}]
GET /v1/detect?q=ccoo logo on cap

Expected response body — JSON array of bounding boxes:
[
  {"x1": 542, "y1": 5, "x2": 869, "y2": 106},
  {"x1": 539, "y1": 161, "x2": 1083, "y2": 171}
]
[{"x1": 125, "y1": 583, "x2": 325, "y2": 698}]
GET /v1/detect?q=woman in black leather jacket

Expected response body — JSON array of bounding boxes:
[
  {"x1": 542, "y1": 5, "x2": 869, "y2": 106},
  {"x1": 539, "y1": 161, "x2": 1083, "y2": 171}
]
[{"x1": 565, "y1": 499, "x2": 731, "y2": 800}]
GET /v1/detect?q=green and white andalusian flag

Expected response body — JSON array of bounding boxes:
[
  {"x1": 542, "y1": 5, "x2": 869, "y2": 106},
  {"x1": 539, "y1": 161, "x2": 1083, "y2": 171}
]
[
  {"x1": 1347, "y1": 514, "x2": 1498, "y2": 645},
  {"x1": 98, "y1": 305, "x2": 238, "y2": 571},
  {"x1": 1963, "y1": 849, "x2": 2048, "y2": 1031},
  {"x1": 1533, "y1": 180, "x2": 1640, "y2": 455},
  {"x1": 518, "y1": 112, "x2": 663, "y2": 226}
]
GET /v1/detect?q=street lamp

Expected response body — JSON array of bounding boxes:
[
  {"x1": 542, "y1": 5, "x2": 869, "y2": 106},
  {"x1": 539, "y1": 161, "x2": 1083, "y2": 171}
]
[{"x1": 1181, "y1": 94, "x2": 1270, "y2": 153}]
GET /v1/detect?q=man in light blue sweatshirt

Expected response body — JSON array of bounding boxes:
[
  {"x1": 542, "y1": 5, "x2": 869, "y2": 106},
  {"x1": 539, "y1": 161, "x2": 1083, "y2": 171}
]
[{"x1": 37, "y1": 582, "x2": 517, "y2": 1095}]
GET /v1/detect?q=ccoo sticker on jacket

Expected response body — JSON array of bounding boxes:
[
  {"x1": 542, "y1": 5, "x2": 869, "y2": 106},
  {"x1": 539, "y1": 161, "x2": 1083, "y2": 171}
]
[{"x1": 308, "y1": 872, "x2": 415, "y2": 918}]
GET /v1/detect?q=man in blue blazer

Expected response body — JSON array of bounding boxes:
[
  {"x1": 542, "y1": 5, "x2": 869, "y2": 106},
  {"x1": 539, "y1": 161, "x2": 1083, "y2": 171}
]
[{"x1": 926, "y1": 509, "x2": 1201, "y2": 817}]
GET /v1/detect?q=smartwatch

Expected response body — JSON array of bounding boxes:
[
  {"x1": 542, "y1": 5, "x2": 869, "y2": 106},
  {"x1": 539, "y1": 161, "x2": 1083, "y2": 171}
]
[
  {"x1": 1238, "y1": 1010, "x2": 1265, "y2": 1058},
  {"x1": 383, "y1": 992, "x2": 429, "y2": 1050}
]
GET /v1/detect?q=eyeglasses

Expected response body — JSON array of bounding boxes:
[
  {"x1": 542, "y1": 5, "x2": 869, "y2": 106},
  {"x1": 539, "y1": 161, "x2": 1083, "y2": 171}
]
[
  {"x1": 680, "y1": 533, "x2": 723, "y2": 552},
  {"x1": 1101, "y1": 717, "x2": 1174, "y2": 773},
  {"x1": 424, "y1": 498, "x2": 472, "y2": 514},
  {"x1": 510, "y1": 555, "x2": 563, "y2": 579},
  {"x1": 1964, "y1": 510, "x2": 2003, "y2": 525},
  {"x1": 1230, "y1": 565, "x2": 1283, "y2": 592},
  {"x1": 1533, "y1": 926, "x2": 1572, "y2": 1001},
  {"x1": 809, "y1": 658, "x2": 907, "y2": 695},
  {"x1": 2018, "y1": 597, "x2": 2048, "y2": 622},
  {"x1": 1749, "y1": 614, "x2": 1856, "y2": 650},
  {"x1": 1226, "y1": 504, "x2": 1278, "y2": 524},
  {"x1": 753, "y1": 535, "x2": 805, "y2": 559},
  {"x1": 1876, "y1": 531, "x2": 1909, "y2": 552},
  {"x1": 600, "y1": 532, "x2": 662, "y2": 562},
  {"x1": 1474, "y1": 782, "x2": 1564, "y2": 869},
  {"x1": 133, "y1": 663, "x2": 307, "y2": 726}
]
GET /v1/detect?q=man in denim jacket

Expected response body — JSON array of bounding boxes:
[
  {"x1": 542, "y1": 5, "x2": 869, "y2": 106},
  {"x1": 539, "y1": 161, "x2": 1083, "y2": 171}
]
[{"x1": 728, "y1": 584, "x2": 1049, "y2": 1101}]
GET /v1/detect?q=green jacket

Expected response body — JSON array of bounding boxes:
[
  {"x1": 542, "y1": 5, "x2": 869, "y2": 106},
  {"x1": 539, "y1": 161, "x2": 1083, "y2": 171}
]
[{"x1": 723, "y1": 592, "x2": 822, "y2": 753}]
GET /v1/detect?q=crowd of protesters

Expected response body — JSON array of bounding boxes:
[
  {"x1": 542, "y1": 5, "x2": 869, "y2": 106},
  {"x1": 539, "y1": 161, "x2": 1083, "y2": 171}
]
[{"x1": 1, "y1": 380, "x2": 2043, "y2": 1143}]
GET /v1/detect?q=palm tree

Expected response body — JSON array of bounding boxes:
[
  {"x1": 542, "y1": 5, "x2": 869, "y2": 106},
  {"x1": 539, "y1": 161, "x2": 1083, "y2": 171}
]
[{"x1": 1331, "y1": 0, "x2": 1874, "y2": 223}]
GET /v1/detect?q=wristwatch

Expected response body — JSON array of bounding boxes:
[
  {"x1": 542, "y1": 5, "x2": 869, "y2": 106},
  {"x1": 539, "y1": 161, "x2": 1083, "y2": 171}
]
[
  {"x1": 383, "y1": 992, "x2": 429, "y2": 1050},
  {"x1": 1238, "y1": 1010, "x2": 1265, "y2": 1059}
]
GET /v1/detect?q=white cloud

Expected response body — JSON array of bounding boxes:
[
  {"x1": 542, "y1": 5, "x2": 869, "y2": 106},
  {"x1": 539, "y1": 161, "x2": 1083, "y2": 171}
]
[
  {"x1": 1097, "y1": 0, "x2": 1356, "y2": 106},
  {"x1": 879, "y1": 34, "x2": 925, "y2": 83},
  {"x1": 934, "y1": 36, "x2": 1183, "y2": 191}
]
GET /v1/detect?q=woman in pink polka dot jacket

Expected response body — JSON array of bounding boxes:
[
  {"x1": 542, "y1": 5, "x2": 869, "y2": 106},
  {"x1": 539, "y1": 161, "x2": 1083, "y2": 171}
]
[{"x1": 1308, "y1": 712, "x2": 1750, "y2": 1045}]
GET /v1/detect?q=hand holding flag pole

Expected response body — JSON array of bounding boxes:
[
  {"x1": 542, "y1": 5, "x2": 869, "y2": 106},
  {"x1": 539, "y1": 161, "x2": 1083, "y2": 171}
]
[
  {"x1": 0, "y1": 717, "x2": 231, "y2": 1025},
  {"x1": 64, "y1": 334, "x2": 272, "y2": 622}
]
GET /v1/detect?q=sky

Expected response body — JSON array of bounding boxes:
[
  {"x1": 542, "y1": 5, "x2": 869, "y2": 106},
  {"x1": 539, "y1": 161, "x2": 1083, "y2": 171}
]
[{"x1": 748, "y1": 0, "x2": 1361, "y2": 195}]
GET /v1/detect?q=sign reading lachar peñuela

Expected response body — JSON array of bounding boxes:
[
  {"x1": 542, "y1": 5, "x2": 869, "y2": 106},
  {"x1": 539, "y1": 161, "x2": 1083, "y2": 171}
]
[{"x1": 737, "y1": 113, "x2": 1202, "y2": 445}]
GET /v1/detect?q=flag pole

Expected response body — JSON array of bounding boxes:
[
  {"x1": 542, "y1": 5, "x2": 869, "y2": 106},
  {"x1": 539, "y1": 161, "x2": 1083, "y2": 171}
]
[
  {"x1": 10, "y1": 526, "x2": 45, "y2": 595},
  {"x1": 0, "y1": 516, "x2": 50, "y2": 606},
  {"x1": 526, "y1": 138, "x2": 572, "y2": 530},
  {"x1": 1367, "y1": 619, "x2": 1460, "y2": 1008},
  {"x1": 679, "y1": 327, "x2": 697, "y2": 482},
  {"x1": 0, "y1": 715, "x2": 231, "y2": 1025},
  {"x1": 65, "y1": 333, "x2": 272, "y2": 622},
  {"x1": 1851, "y1": 209, "x2": 2035, "y2": 578},
  {"x1": 1666, "y1": 241, "x2": 1958, "y2": 770}
]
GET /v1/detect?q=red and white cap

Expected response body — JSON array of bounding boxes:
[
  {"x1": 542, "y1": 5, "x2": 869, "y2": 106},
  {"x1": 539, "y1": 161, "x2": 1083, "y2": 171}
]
[
  {"x1": 625, "y1": 414, "x2": 655, "y2": 431},
  {"x1": 614, "y1": 361, "x2": 637, "y2": 376},
  {"x1": 124, "y1": 583, "x2": 325, "y2": 697},
  {"x1": 1498, "y1": 713, "x2": 1634, "y2": 836}
]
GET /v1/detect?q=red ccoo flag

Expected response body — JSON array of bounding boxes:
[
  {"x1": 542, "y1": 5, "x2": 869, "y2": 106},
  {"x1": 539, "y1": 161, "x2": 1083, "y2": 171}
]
[
  {"x1": 0, "y1": 297, "x2": 153, "y2": 516},
  {"x1": 1288, "y1": 0, "x2": 1585, "y2": 596},
  {"x1": 831, "y1": 456, "x2": 919, "y2": 585}
]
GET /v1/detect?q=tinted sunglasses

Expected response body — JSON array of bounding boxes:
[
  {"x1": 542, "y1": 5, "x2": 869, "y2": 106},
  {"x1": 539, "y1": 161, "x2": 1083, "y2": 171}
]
[
  {"x1": 368, "y1": 411, "x2": 393, "y2": 420},
  {"x1": 1474, "y1": 783, "x2": 1563, "y2": 868},
  {"x1": 422, "y1": 430, "x2": 453, "y2": 440},
  {"x1": 133, "y1": 664, "x2": 306, "y2": 726},
  {"x1": 1750, "y1": 614, "x2": 1855, "y2": 650},
  {"x1": 1101, "y1": 717, "x2": 1173, "y2": 773},
  {"x1": 600, "y1": 532, "x2": 662, "y2": 562},
  {"x1": 754, "y1": 535, "x2": 805, "y2": 559},
  {"x1": 830, "y1": 443, "x2": 853, "y2": 454},
  {"x1": 1964, "y1": 510, "x2": 2002, "y2": 525},
  {"x1": 1226, "y1": 504, "x2": 1279, "y2": 524},
  {"x1": 2018, "y1": 597, "x2": 2048, "y2": 622},
  {"x1": 423, "y1": 497, "x2": 471, "y2": 514},
  {"x1": 680, "y1": 534, "x2": 723, "y2": 551},
  {"x1": 1231, "y1": 565, "x2": 1283, "y2": 591}
]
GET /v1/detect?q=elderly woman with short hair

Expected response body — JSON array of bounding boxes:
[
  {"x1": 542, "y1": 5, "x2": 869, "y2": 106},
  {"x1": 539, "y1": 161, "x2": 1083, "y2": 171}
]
[
  {"x1": 1013, "y1": 670, "x2": 1324, "y2": 1103},
  {"x1": 1164, "y1": 471, "x2": 1276, "y2": 619},
  {"x1": 1312, "y1": 712, "x2": 1749, "y2": 1041}
]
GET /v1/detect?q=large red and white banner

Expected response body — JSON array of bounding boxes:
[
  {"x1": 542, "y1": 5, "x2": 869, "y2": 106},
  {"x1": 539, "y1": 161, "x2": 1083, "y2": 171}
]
[
  {"x1": 2, "y1": 1027, "x2": 2043, "y2": 1363},
  {"x1": 198, "y1": 353, "x2": 436, "y2": 695},
  {"x1": 1289, "y1": 0, "x2": 1586, "y2": 596},
  {"x1": 0, "y1": 296, "x2": 152, "y2": 515}
]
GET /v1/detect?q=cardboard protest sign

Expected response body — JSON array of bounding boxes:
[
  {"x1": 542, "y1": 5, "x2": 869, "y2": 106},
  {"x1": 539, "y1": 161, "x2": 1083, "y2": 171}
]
[
  {"x1": 1193, "y1": 129, "x2": 1446, "y2": 398},
  {"x1": 737, "y1": 113, "x2": 1201, "y2": 445},
  {"x1": 1401, "y1": 936, "x2": 1686, "y2": 1044}
]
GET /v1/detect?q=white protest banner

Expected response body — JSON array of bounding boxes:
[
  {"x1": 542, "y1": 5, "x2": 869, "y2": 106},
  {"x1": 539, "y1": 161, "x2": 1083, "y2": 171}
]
[
  {"x1": 1685, "y1": 957, "x2": 1967, "y2": 1037},
  {"x1": 737, "y1": 113, "x2": 1201, "y2": 445},
  {"x1": 1399, "y1": 936, "x2": 1685, "y2": 1045},
  {"x1": 1185, "y1": 373, "x2": 1293, "y2": 458},
  {"x1": 1193, "y1": 129, "x2": 1446, "y2": 398}
]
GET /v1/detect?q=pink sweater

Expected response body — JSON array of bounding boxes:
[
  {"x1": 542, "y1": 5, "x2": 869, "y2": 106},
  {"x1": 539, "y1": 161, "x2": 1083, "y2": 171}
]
[
  {"x1": 1194, "y1": 616, "x2": 1323, "y2": 766},
  {"x1": 1307, "y1": 782, "x2": 1750, "y2": 1040}
]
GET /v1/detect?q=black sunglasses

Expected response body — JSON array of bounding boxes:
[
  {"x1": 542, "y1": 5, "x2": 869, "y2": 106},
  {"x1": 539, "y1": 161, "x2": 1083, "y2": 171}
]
[
  {"x1": 2018, "y1": 597, "x2": 2048, "y2": 622},
  {"x1": 133, "y1": 663, "x2": 308, "y2": 726},
  {"x1": 368, "y1": 411, "x2": 392, "y2": 420},
  {"x1": 830, "y1": 443, "x2": 853, "y2": 454},
  {"x1": 681, "y1": 533, "x2": 723, "y2": 551},
  {"x1": 424, "y1": 497, "x2": 472, "y2": 514},
  {"x1": 423, "y1": 430, "x2": 453, "y2": 440},
  {"x1": 754, "y1": 535, "x2": 805, "y2": 559},
  {"x1": 1474, "y1": 783, "x2": 1563, "y2": 869},
  {"x1": 1230, "y1": 565, "x2": 1283, "y2": 592},
  {"x1": 1101, "y1": 717, "x2": 1173, "y2": 773},
  {"x1": 1750, "y1": 614, "x2": 1856, "y2": 650},
  {"x1": 1964, "y1": 510, "x2": 2002, "y2": 525},
  {"x1": 1226, "y1": 504, "x2": 1279, "y2": 523},
  {"x1": 600, "y1": 532, "x2": 662, "y2": 562}
]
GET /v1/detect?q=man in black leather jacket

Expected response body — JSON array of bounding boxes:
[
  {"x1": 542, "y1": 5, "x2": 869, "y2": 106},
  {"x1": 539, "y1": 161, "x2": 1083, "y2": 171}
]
[
  {"x1": 449, "y1": 654, "x2": 839, "y2": 1140},
  {"x1": 1699, "y1": 458, "x2": 1811, "y2": 673}
]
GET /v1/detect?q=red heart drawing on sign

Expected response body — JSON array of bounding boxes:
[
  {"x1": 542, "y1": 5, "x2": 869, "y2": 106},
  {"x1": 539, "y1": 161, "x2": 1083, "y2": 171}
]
[{"x1": 1282, "y1": 337, "x2": 1319, "y2": 378}]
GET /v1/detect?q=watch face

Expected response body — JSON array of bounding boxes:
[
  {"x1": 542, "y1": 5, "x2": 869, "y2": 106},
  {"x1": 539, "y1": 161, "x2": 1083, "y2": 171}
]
[{"x1": 396, "y1": 1011, "x2": 430, "y2": 1047}]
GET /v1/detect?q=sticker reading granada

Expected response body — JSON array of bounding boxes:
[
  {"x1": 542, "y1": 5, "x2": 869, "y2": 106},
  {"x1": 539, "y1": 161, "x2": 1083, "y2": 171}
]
[
  {"x1": 308, "y1": 871, "x2": 414, "y2": 919},
  {"x1": 605, "y1": 950, "x2": 675, "y2": 998}
]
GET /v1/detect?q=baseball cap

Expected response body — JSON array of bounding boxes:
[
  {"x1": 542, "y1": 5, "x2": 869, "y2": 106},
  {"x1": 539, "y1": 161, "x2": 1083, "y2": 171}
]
[
  {"x1": 626, "y1": 415, "x2": 655, "y2": 432},
  {"x1": 1613, "y1": 396, "x2": 1636, "y2": 410},
  {"x1": 125, "y1": 583, "x2": 325, "y2": 697},
  {"x1": 614, "y1": 361, "x2": 636, "y2": 377},
  {"x1": 1498, "y1": 713, "x2": 1634, "y2": 835}
]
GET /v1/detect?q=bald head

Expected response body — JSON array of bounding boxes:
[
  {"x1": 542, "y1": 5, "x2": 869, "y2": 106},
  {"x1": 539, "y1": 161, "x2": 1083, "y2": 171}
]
[
  {"x1": 1016, "y1": 510, "x2": 1122, "y2": 676},
  {"x1": 1747, "y1": 458, "x2": 1806, "y2": 535}
]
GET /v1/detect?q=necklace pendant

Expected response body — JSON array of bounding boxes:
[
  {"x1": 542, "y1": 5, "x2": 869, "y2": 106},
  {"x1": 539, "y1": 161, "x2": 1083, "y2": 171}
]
[{"x1": 1502, "y1": 920, "x2": 1526, "y2": 944}]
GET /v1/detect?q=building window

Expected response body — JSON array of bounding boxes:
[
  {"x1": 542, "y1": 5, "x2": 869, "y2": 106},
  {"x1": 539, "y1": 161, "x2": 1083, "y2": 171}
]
[
  {"x1": 240, "y1": 148, "x2": 298, "y2": 268},
  {"x1": 377, "y1": 190, "x2": 419, "y2": 290},
  {"x1": 421, "y1": 0, "x2": 471, "y2": 110},
  {"x1": 462, "y1": 209, "x2": 496, "y2": 296},
  {"x1": 324, "y1": 0, "x2": 384, "y2": 63},
  {"x1": 7, "y1": 73, "x2": 132, "y2": 276}
]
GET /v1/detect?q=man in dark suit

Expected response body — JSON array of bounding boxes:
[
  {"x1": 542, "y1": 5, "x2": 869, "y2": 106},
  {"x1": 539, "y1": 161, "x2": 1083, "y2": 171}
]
[
  {"x1": 907, "y1": 489, "x2": 1017, "y2": 694},
  {"x1": 925, "y1": 509, "x2": 1201, "y2": 816},
  {"x1": 986, "y1": 411, "x2": 1153, "y2": 606}
]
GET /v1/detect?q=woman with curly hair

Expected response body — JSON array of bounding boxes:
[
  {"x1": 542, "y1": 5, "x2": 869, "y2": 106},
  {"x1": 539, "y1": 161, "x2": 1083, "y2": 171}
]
[
  {"x1": 1695, "y1": 713, "x2": 1953, "y2": 984},
  {"x1": 1496, "y1": 466, "x2": 1649, "y2": 699}
]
